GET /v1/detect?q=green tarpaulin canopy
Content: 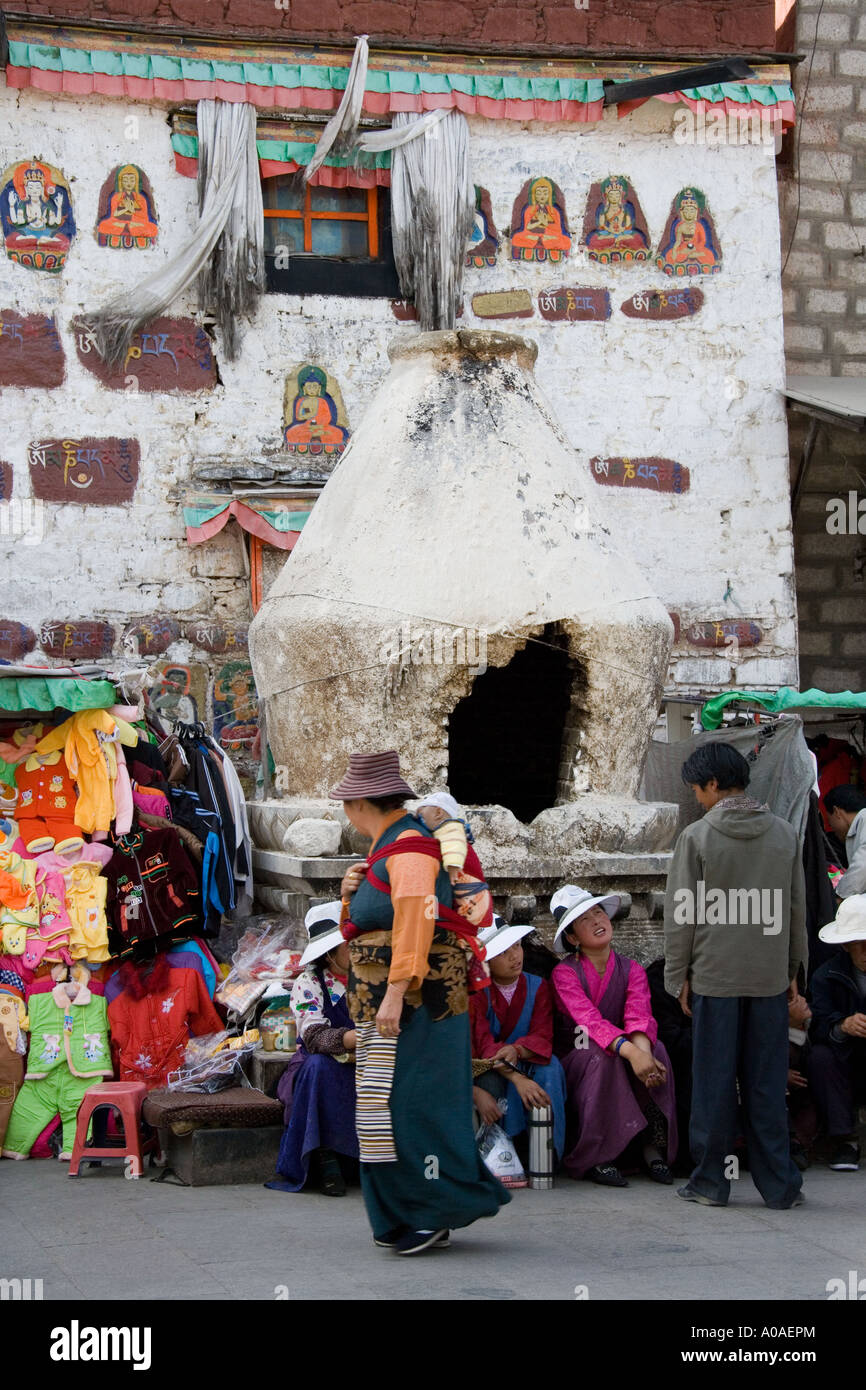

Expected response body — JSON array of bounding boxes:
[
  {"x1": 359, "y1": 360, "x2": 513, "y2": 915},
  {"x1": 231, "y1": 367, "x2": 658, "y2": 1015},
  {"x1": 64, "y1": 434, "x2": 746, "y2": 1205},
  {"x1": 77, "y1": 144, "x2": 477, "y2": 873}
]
[
  {"x1": 0, "y1": 677, "x2": 117, "y2": 713},
  {"x1": 700, "y1": 686, "x2": 866, "y2": 731}
]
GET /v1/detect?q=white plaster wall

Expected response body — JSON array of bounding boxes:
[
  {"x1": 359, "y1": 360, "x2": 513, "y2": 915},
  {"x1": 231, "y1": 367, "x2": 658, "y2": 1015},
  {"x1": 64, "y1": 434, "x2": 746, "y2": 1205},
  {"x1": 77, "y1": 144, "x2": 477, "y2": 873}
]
[{"x1": 0, "y1": 84, "x2": 797, "y2": 690}]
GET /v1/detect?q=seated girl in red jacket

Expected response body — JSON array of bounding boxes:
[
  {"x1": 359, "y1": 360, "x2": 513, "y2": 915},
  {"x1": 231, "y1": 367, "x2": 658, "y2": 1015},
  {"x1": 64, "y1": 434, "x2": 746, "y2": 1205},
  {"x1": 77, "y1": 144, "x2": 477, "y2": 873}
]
[{"x1": 471, "y1": 921, "x2": 567, "y2": 1161}]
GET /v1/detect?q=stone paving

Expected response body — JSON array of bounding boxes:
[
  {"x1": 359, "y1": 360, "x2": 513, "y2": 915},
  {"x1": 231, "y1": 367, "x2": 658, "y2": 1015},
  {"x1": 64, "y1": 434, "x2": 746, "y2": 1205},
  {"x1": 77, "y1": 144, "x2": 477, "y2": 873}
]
[{"x1": 1, "y1": 1158, "x2": 861, "y2": 1301}]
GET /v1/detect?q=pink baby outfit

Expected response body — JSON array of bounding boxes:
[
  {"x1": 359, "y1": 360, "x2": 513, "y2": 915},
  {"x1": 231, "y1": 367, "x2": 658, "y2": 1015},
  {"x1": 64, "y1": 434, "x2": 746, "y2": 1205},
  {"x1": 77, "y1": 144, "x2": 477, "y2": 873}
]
[{"x1": 35, "y1": 844, "x2": 113, "y2": 964}]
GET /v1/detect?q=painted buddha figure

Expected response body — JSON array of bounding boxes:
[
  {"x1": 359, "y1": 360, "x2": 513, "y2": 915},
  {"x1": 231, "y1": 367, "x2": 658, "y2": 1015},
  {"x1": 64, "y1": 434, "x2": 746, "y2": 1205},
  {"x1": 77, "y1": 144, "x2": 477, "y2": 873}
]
[
  {"x1": 97, "y1": 165, "x2": 158, "y2": 249},
  {"x1": 2, "y1": 160, "x2": 75, "y2": 270},
  {"x1": 511, "y1": 177, "x2": 571, "y2": 262},
  {"x1": 657, "y1": 188, "x2": 720, "y2": 275},
  {"x1": 284, "y1": 365, "x2": 349, "y2": 454},
  {"x1": 585, "y1": 176, "x2": 648, "y2": 260}
]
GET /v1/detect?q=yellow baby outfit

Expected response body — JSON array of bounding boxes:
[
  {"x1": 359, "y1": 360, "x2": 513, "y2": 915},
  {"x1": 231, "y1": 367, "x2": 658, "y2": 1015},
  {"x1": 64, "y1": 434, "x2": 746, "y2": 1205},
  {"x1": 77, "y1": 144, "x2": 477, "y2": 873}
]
[{"x1": 36, "y1": 711, "x2": 137, "y2": 835}]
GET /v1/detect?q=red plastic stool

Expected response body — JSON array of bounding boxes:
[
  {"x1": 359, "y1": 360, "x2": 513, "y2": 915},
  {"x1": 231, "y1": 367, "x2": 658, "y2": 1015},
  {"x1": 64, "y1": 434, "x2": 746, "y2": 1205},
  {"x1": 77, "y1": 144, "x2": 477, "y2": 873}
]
[{"x1": 68, "y1": 1082, "x2": 156, "y2": 1179}]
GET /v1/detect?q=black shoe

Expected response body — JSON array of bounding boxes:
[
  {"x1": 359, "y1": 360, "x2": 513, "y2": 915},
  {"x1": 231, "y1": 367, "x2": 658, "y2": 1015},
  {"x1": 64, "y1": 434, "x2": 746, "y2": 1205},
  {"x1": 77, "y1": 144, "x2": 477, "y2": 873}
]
[
  {"x1": 586, "y1": 1163, "x2": 628, "y2": 1188},
  {"x1": 394, "y1": 1228, "x2": 449, "y2": 1255},
  {"x1": 318, "y1": 1150, "x2": 346, "y2": 1197},
  {"x1": 373, "y1": 1228, "x2": 403, "y2": 1248},
  {"x1": 677, "y1": 1184, "x2": 726, "y2": 1207},
  {"x1": 829, "y1": 1141, "x2": 860, "y2": 1172},
  {"x1": 646, "y1": 1157, "x2": 674, "y2": 1185},
  {"x1": 790, "y1": 1139, "x2": 810, "y2": 1172}
]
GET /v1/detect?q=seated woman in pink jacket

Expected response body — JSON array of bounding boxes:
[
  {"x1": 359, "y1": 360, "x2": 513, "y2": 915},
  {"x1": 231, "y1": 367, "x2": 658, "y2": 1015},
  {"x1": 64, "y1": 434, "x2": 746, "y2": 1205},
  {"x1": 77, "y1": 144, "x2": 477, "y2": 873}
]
[{"x1": 550, "y1": 884, "x2": 677, "y2": 1187}]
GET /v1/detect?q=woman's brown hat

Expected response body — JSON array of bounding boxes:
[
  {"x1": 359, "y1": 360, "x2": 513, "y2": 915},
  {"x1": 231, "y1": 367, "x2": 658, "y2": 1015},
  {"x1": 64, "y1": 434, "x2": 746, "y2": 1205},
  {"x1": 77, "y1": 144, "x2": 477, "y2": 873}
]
[{"x1": 329, "y1": 750, "x2": 416, "y2": 801}]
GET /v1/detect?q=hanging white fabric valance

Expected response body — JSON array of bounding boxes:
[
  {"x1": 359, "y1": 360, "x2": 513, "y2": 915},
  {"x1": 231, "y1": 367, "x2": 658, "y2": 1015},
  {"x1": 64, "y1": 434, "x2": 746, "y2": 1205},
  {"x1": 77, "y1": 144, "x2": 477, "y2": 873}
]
[{"x1": 85, "y1": 99, "x2": 264, "y2": 365}]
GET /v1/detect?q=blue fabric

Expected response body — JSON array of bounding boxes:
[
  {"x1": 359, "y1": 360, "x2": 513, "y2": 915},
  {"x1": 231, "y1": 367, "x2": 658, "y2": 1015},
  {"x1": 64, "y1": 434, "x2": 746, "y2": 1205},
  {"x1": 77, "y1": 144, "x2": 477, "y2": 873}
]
[
  {"x1": 200, "y1": 830, "x2": 225, "y2": 916},
  {"x1": 268, "y1": 1051, "x2": 358, "y2": 1191},
  {"x1": 267, "y1": 984, "x2": 357, "y2": 1192},
  {"x1": 486, "y1": 973, "x2": 567, "y2": 1158},
  {"x1": 689, "y1": 991, "x2": 802, "y2": 1206},
  {"x1": 170, "y1": 940, "x2": 217, "y2": 998}
]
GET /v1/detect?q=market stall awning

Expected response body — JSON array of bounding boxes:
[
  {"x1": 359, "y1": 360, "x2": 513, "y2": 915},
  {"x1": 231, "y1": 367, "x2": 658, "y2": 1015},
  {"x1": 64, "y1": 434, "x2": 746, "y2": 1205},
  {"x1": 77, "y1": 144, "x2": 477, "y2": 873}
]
[
  {"x1": 786, "y1": 376, "x2": 866, "y2": 425},
  {"x1": 5, "y1": 24, "x2": 795, "y2": 127},
  {"x1": 184, "y1": 493, "x2": 315, "y2": 550},
  {"x1": 701, "y1": 686, "x2": 866, "y2": 731},
  {"x1": 0, "y1": 675, "x2": 117, "y2": 712},
  {"x1": 170, "y1": 115, "x2": 391, "y2": 186}
]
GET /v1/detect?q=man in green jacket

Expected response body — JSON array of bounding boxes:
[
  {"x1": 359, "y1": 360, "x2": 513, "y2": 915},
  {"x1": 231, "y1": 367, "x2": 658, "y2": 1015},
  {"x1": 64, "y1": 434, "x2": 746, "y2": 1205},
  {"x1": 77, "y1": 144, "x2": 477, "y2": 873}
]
[{"x1": 664, "y1": 742, "x2": 807, "y2": 1208}]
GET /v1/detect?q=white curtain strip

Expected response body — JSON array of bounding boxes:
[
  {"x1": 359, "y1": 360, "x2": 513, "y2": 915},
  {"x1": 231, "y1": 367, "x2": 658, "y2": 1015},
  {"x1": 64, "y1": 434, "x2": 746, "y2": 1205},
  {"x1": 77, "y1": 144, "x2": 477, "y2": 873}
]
[
  {"x1": 302, "y1": 34, "x2": 369, "y2": 185},
  {"x1": 361, "y1": 109, "x2": 473, "y2": 332},
  {"x1": 85, "y1": 100, "x2": 263, "y2": 366}
]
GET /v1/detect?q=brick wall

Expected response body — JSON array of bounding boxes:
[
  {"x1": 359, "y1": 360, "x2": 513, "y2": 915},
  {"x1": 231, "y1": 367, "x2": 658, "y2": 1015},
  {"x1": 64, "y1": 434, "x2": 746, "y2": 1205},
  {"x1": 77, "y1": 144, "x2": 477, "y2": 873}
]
[
  {"x1": 9, "y1": 0, "x2": 779, "y2": 54},
  {"x1": 781, "y1": 0, "x2": 866, "y2": 377},
  {"x1": 781, "y1": 0, "x2": 866, "y2": 696}
]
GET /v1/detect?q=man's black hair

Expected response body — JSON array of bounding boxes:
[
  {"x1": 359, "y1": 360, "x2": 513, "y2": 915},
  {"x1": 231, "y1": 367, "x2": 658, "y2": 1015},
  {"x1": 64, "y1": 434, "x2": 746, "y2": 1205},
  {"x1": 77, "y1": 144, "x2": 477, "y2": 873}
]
[
  {"x1": 680, "y1": 742, "x2": 751, "y2": 791},
  {"x1": 824, "y1": 784, "x2": 866, "y2": 816}
]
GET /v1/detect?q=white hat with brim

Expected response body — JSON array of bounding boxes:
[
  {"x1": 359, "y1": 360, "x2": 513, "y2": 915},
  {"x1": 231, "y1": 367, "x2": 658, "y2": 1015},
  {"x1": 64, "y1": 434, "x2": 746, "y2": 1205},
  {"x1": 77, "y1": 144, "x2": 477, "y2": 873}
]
[
  {"x1": 300, "y1": 900, "x2": 345, "y2": 966},
  {"x1": 818, "y1": 894, "x2": 866, "y2": 945},
  {"x1": 550, "y1": 884, "x2": 622, "y2": 951},
  {"x1": 483, "y1": 923, "x2": 534, "y2": 962}
]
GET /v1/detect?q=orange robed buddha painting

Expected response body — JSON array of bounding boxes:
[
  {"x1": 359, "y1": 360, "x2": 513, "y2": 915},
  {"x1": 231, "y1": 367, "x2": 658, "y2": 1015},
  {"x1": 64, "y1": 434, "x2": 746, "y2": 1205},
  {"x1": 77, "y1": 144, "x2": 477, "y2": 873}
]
[
  {"x1": 96, "y1": 164, "x2": 158, "y2": 250},
  {"x1": 510, "y1": 176, "x2": 571, "y2": 263},
  {"x1": 283, "y1": 364, "x2": 350, "y2": 456}
]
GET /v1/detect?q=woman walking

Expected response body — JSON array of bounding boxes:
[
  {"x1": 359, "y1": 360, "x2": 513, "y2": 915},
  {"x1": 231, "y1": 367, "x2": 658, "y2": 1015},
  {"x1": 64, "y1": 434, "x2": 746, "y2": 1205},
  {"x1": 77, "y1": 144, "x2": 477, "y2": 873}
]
[{"x1": 332, "y1": 750, "x2": 509, "y2": 1255}]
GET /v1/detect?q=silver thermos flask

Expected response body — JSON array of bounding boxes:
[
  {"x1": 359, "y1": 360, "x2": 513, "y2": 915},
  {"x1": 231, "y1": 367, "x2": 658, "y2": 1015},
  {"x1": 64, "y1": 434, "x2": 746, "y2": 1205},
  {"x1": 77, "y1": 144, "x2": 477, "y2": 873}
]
[{"x1": 528, "y1": 1106, "x2": 554, "y2": 1189}]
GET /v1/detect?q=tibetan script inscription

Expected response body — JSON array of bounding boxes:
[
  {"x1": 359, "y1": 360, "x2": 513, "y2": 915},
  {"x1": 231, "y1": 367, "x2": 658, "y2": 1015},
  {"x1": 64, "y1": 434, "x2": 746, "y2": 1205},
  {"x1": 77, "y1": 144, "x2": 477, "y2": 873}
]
[
  {"x1": 537, "y1": 288, "x2": 611, "y2": 322},
  {"x1": 28, "y1": 438, "x2": 139, "y2": 504},
  {"x1": 0, "y1": 621, "x2": 37, "y2": 660},
  {"x1": 0, "y1": 312, "x2": 65, "y2": 388},
  {"x1": 123, "y1": 617, "x2": 181, "y2": 657},
  {"x1": 620, "y1": 287, "x2": 704, "y2": 320},
  {"x1": 75, "y1": 316, "x2": 216, "y2": 392},
  {"x1": 590, "y1": 457, "x2": 690, "y2": 493},
  {"x1": 185, "y1": 621, "x2": 249, "y2": 655},
  {"x1": 40, "y1": 620, "x2": 116, "y2": 660},
  {"x1": 684, "y1": 620, "x2": 762, "y2": 649}
]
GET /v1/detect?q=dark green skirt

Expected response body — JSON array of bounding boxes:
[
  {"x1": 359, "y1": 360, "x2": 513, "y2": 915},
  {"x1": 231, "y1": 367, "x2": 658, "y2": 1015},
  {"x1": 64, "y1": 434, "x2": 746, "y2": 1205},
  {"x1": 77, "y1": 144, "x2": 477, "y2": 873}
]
[{"x1": 360, "y1": 1004, "x2": 511, "y2": 1238}]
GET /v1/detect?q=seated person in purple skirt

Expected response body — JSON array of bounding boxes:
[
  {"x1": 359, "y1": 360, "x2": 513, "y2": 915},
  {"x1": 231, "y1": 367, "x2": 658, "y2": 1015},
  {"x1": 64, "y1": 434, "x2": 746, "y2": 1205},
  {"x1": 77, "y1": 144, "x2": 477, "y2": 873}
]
[
  {"x1": 266, "y1": 902, "x2": 358, "y2": 1197},
  {"x1": 550, "y1": 885, "x2": 677, "y2": 1187}
]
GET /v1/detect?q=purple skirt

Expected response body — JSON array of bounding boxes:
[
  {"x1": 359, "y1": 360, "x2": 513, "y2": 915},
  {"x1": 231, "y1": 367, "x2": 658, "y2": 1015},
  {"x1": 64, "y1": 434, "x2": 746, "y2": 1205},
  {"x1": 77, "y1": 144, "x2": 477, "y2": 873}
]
[
  {"x1": 266, "y1": 1051, "x2": 359, "y2": 1192},
  {"x1": 560, "y1": 1038, "x2": 678, "y2": 1178}
]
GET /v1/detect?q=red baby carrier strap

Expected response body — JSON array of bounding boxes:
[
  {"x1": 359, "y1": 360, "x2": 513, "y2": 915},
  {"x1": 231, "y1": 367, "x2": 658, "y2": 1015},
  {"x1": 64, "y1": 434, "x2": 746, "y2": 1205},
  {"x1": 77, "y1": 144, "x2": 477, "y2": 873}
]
[{"x1": 341, "y1": 835, "x2": 488, "y2": 984}]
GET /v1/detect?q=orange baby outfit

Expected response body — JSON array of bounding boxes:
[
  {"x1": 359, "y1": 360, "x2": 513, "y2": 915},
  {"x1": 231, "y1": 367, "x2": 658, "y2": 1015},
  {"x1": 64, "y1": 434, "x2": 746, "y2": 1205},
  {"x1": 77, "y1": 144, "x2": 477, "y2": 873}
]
[
  {"x1": 0, "y1": 852, "x2": 39, "y2": 955},
  {"x1": 15, "y1": 755, "x2": 82, "y2": 854},
  {"x1": 36, "y1": 711, "x2": 137, "y2": 835}
]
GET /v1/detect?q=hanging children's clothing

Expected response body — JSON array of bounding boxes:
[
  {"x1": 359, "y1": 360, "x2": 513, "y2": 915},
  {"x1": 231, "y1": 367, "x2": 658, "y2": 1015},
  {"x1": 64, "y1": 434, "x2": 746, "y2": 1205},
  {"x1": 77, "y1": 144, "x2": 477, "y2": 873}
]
[
  {"x1": 13, "y1": 726, "x2": 84, "y2": 854},
  {"x1": 3, "y1": 974, "x2": 111, "y2": 1158},
  {"x1": 0, "y1": 967, "x2": 27, "y2": 1151},
  {"x1": 34, "y1": 844, "x2": 113, "y2": 965},
  {"x1": 107, "y1": 954, "x2": 223, "y2": 1090},
  {"x1": 104, "y1": 825, "x2": 202, "y2": 953},
  {"x1": 35, "y1": 710, "x2": 138, "y2": 835},
  {"x1": 0, "y1": 850, "x2": 39, "y2": 955}
]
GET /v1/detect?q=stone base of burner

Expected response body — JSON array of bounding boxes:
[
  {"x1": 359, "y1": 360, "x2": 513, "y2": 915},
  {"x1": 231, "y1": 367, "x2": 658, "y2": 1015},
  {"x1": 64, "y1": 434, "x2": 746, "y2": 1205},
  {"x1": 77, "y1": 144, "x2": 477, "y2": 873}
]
[{"x1": 247, "y1": 794, "x2": 679, "y2": 966}]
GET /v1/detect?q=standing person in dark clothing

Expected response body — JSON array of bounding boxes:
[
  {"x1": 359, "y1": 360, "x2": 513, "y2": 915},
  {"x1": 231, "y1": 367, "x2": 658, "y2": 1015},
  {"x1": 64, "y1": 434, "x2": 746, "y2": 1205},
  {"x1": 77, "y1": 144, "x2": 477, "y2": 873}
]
[
  {"x1": 646, "y1": 958, "x2": 692, "y2": 1171},
  {"x1": 664, "y1": 742, "x2": 808, "y2": 1209},
  {"x1": 808, "y1": 896, "x2": 866, "y2": 1172}
]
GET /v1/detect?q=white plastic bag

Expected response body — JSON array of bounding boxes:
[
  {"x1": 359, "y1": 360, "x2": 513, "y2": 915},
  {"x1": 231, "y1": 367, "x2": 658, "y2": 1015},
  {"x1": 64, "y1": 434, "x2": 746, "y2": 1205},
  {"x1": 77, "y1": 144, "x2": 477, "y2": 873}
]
[{"x1": 476, "y1": 1121, "x2": 528, "y2": 1188}]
